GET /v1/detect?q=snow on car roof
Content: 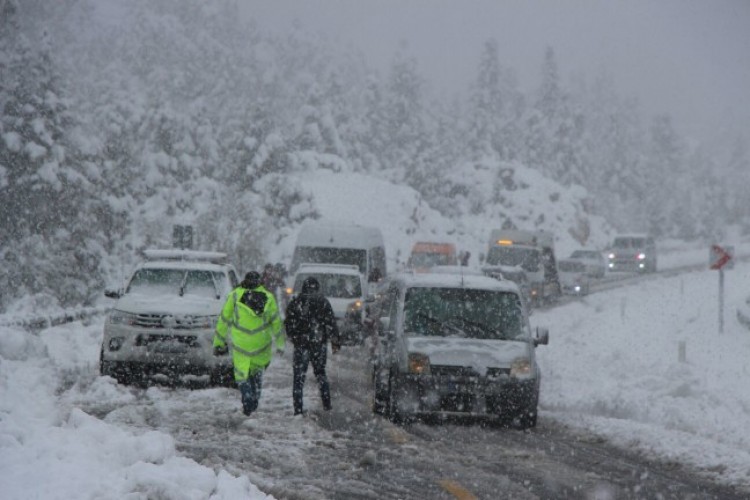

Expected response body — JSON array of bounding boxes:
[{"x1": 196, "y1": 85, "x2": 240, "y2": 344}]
[
  {"x1": 142, "y1": 249, "x2": 228, "y2": 263},
  {"x1": 613, "y1": 234, "x2": 652, "y2": 240},
  {"x1": 394, "y1": 271, "x2": 519, "y2": 293},
  {"x1": 295, "y1": 263, "x2": 361, "y2": 275},
  {"x1": 427, "y1": 265, "x2": 484, "y2": 276},
  {"x1": 137, "y1": 260, "x2": 232, "y2": 273}
]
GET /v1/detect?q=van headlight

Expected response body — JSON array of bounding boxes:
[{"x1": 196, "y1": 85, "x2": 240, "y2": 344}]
[
  {"x1": 510, "y1": 357, "x2": 532, "y2": 378},
  {"x1": 347, "y1": 300, "x2": 363, "y2": 314},
  {"x1": 408, "y1": 353, "x2": 431, "y2": 375},
  {"x1": 109, "y1": 310, "x2": 138, "y2": 326}
]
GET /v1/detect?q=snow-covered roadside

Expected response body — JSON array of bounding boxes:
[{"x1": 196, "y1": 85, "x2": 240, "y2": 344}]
[
  {"x1": 535, "y1": 260, "x2": 750, "y2": 489},
  {"x1": 0, "y1": 324, "x2": 273, "y2": 500}
]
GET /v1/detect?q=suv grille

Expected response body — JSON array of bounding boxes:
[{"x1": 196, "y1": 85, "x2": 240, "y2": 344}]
[
  {"x1": 136, "y1": 334, "x2": 199, "y2": 347},
  {"x1": 132, "y1": 314, "x2": 210, "y2": 329}
]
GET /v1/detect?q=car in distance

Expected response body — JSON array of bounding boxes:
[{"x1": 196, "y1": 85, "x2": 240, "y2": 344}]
[
  {"x1": 100, "y1": 249, "x2": 239, "y2": 386},
  {"x1": 607, "y1": 235, "x2": 657, "y2": 273},
  {"x1": 558, "y1": 259, "x2": 590, "y2": 296},
  {"x1": 406, "y1": 242, "x2": 458, "y2": 273},
  {"x1": 567, "y1": 249, "x2": 606, "y2": 279},
  {"x1": 371, "y1": 273, "x2": 549, "y2": 428},
  {"x1": 288, "y1": 263, "x2": 368, "y2": 346}
]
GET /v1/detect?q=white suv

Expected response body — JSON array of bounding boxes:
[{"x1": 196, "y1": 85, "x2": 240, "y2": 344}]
[{"x1": 100, "y1": 249, "x2": 238, "y2": 386}]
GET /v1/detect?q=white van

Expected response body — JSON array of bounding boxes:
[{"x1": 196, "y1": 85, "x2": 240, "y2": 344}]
[
  {"x1": 484, "y1": 229, "x2": 561, "y2": 306},
  {"x1": 289, "y1": 223, "x2": 387, "y2": 285}
]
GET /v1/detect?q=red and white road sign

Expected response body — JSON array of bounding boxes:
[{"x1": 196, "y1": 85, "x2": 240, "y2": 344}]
[{"x1": 709, "y1": 245, "x2": 733, "y2": 270}]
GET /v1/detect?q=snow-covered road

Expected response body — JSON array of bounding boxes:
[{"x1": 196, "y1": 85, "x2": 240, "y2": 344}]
[{"x1": 2, "y1": 244, "x2": 750, "y2": 498}]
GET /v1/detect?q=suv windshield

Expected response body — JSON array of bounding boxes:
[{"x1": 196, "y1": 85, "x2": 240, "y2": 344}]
[
  {"x1": 403, "y1": 287, "x2": 524, "y2": 340},
  {"x1": 294, "y1": 273, "x2": 362, "y2": 299},
  {"x1": 613, "y1": 237, "x2": 647, "y2": 249},
  {"x1": 486, "y1": 246, "x2": 540, "y2": 273},
  {"x1": 127, "y1": 268, "x2": 226, "y2": 298},
  {"x1": 559, "y1": 261, "x2": 585, "y2": 273}
]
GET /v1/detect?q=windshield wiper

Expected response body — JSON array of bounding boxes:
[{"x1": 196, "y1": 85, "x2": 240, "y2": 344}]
[
  {"x1": 209, "y1": 272, "x2": 221, "y2": 299},
  {"x1": 178, "y1": 272, "x2": 189, "y2": 297}
]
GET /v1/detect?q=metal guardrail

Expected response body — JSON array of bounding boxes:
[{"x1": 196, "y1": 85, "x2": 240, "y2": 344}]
[{"x1": 0, "y1": 306, "x2": 109, "y2": 331}]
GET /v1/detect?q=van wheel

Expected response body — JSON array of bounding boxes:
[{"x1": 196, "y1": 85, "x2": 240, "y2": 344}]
[
  {"x1": 373, "y1": 366, "x2": 392, "y2": 415},
  {"x1": 387, "y1": 373, "x2": 411, "y2": 424},
  {"x1": 98, "y1": 348, "x2": 107, "y2": 376},
  {"x1": 518, "y1": 408, "x2": 538, "y2": 429}
]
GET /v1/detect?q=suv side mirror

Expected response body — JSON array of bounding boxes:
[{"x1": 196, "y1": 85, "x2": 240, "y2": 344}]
[
  {"x1": 534, "y1": 326, "x2": 549, "y2": 346},
  {"x1": 104, "y1": 289, "x2": 122, "y2": 299}
]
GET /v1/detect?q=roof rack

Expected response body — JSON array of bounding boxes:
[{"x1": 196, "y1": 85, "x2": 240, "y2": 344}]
[
  {"x1": 142, "y1": 249, "x2": 229, "y2": 264},
  {"x1": 297, "y1": 263, "x2": 360, "y2": 273}
]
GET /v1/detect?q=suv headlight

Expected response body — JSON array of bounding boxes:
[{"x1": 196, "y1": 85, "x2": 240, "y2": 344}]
[
  {"x1": 637, "y1": 253, "x2": 646, "y2": 260},
  {"x1": 510, "y1": 357, "x2": 532, "y2": 378},
  {"x1": 108, "y1": 310, "x2": 138, "y2": 326},
  {"x1": 408, "y1": 353, "x2": 431, "y2": 375}
]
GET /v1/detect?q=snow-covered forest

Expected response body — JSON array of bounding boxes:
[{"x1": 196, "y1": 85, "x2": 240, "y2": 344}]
[{"x1": 1, "y1": 0, "x2": 749, "y2": 313}]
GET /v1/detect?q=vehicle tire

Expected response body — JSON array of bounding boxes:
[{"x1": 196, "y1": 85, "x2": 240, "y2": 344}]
[
  {"x1": 372, "y1": 367, "x2": 390, "y2": 415},
  {"x1": 518, "y1": 408, "x2": 538, "y2": 429},
  {"x1": 99, "y1": 348, "x2": 125, "y2": 383},
  {"x1": 98, "y1": 348, "x2": 107, "y2": 376},
  {"x1": 210, "y1": 366, "x2": 235, "y2": 388},
  {"x1": 386, "y1": 373, "x2": 403, "y2": 424}
]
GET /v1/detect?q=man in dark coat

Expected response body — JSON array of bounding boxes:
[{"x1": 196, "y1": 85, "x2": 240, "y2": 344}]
[{"x1": 284, "y1": 277, "x2": 341, "y2": 415}]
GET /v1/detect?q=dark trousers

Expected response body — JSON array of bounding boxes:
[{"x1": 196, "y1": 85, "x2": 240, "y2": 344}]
[
  {"x1": 238, "y1": 370, "x2": 263, "y2": 416},
  {"x1": 293, "y1": 342, "x2": 331, "y2": 414}
]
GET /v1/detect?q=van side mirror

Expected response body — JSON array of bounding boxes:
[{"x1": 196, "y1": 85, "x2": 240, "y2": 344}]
[
  {"x1": 534, "y1": 326, "x2": 549, "y2": 346},
  {"x1": 104, "y1": 289, "x2": 122, "y2": 299},
  {"x1": 378, "y1": 317, "x2": 391, "y2": 336}
]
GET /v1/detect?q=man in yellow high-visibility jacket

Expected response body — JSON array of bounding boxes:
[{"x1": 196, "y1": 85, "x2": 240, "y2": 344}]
[{"x1": 213, "y1": 271, "x2": 284, "y2": 417}]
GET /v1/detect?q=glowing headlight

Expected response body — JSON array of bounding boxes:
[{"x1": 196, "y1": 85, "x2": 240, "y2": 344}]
[
  {"x1": 510, "y1": 357, "x2": 532, "y2": 378},
  {"x1": 286, "y1": 287, "x2": 293, "y2": 295},
  {"x1": 108, "y1": 310, "x2": 138, "y2": 326},
  {"x1": 608, "y1": 253, "x2": 615, "y2": 259},
  {"x1": 408, "y1": 353, "x2": 431, "y2": 375},
  {"x1": 346, "y1": 300, "x2": 363, "y2": 313},
  {"x1": 637, "y1": 253, "x2": 646, "y2": 260}
]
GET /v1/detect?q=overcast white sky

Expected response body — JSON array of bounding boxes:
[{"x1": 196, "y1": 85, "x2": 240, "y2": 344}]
[{"x1": 245, "y1": 0, "x2": 750, "y2": 142}]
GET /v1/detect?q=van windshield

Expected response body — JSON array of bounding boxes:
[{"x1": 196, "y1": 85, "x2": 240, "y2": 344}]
[
  {"x1": 294, "y1": 273, "x2": 362, "y2": 299},
  {"x1": 403, "y1": 287, "x2": 525, "y2": 340},
  {"x1": 292, "y1": 247, "x2": 367, "y2": 274},
  {"x1": 486, "y1": 246, "x2": 540, "y2": 273}
]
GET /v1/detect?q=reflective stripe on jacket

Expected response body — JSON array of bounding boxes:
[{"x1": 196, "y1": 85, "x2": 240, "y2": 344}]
[{"x1": 213, "y1": 285, "x2": 284, "y2": 381}]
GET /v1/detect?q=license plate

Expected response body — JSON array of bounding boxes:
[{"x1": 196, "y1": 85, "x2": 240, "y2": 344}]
[{"x1": 152, "y1": 343, "x2": 188, "y2": 354}]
